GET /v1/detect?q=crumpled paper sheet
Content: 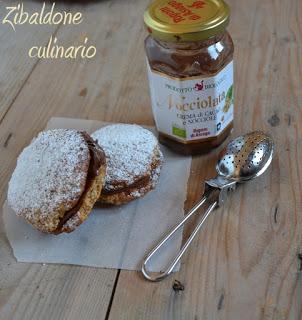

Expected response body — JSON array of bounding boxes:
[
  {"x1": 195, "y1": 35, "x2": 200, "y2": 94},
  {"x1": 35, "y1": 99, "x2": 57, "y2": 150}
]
[{"x1": 3, "y1": 117, "x2": 192, "y2": 272}]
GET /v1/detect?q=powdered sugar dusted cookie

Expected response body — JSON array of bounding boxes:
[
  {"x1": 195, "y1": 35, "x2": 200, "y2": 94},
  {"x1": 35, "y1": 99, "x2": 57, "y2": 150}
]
[
  {"x1": 91, "y1": 124, "x2": 163, "y2": 205},
  {"x1": 7, "y1": 129, "x2": 106, "y2": 234}
]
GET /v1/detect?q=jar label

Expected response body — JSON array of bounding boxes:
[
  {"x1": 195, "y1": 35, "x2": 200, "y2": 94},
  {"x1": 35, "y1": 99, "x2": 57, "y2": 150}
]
[{"x1": 147, "y1": 61, "x2": 234, "y2": 143}]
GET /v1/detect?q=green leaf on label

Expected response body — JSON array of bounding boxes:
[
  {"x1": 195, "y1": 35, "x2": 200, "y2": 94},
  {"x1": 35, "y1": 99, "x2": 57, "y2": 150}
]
[
  {"x1": 226, "y1": 84, "x2": 233, "y2": 100},
  {"x1": 172, "y1": 126, "x2": 186, "y2": 138},
  {"x1": 223, "y1": 85, "x2": 233, "y2": 113}
]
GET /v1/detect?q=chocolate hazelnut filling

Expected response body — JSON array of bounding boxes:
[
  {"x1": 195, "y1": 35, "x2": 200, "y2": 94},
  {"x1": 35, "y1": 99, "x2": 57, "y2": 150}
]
[
  {"x1": 54, "y1": 132, "x2": 105, "y2": 233},
  {"x1": 101, "y1": 157, "x2": 161, "y2": 196},
  {"x1": 102, "y1": 175, "x2": 151, "y2": 196}
]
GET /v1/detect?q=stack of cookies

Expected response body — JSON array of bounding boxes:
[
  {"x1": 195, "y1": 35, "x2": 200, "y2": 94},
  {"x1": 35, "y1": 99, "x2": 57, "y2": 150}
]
[{"x1": 7, "y1": 124, "x2": 163, "y2": 234}]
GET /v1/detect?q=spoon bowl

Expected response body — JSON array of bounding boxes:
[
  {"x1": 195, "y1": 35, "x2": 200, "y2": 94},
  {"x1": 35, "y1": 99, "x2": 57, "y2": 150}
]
[{"x1": 216, "y1": 131, "x2": 274, "y2": 181}]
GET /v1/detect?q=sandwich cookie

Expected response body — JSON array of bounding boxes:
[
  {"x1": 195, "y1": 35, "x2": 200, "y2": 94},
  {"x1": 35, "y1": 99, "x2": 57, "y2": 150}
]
[
  {"x1": 91, "y1": 124, "x2": 163, "y2": 205},
  {"x1": 8, "y1": 129, "x2": 106, "y2": 234}
]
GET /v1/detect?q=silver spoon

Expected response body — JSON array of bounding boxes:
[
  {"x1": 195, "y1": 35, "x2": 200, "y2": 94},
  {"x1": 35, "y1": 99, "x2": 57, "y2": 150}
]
[{"x1": 141, "y1": 131, "x2": 274, "y2": 282}]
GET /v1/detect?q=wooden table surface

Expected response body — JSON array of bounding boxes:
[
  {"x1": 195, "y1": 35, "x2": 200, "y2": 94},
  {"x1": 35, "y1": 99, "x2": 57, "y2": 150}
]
[{"x1": 0, "y1": 0, "x2": 302, "y2": 319}]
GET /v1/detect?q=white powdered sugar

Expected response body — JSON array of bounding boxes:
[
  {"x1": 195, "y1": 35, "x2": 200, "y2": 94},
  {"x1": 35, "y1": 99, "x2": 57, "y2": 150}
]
[
  {"x1": 129, "y1": 164, "x2": 161, "y2": 198},
  {"x1": 92, "y1": 124, "x2": 161, "y2": 190},
  {"x1": 8, "y1": 129, "x2": 90, "y2": 221}
]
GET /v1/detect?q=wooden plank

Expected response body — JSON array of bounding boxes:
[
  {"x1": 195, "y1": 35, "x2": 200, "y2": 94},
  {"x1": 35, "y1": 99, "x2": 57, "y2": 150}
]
[
  {"x1": 0, "y1": 263, "x2": 116, "y2": 320},
  {"x1": 108, "y1": 0, "x2": 302, "y2": 319},
  {"x1": 0, "y1": 1, "x2": 60, "y2": 123},
  {"x1": 0, "y1": 0, "x2": 152, "y2": 319}
]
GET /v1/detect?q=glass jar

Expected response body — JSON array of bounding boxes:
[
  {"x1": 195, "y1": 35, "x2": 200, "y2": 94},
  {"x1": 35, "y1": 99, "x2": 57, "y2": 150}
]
[{"x1": 144, "y1": 0, "x2": 234, "y2": 155}]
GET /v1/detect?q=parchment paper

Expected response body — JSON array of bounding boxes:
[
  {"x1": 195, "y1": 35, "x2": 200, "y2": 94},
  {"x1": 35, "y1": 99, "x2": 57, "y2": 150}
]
[{"x1": 3, "y1": 117, "x2": 192, "y2": 272}]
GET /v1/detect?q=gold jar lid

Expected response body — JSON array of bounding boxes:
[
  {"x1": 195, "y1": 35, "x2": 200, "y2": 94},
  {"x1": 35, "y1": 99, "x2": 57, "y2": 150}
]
[{"x1": 144, "y1": 0, "x2": 230, "y2": 42}]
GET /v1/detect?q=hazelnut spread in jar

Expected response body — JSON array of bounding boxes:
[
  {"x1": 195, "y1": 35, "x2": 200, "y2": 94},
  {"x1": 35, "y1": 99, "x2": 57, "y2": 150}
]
[{"x1": 144, "y1": 0, "x2": 234, "y2": 155}]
